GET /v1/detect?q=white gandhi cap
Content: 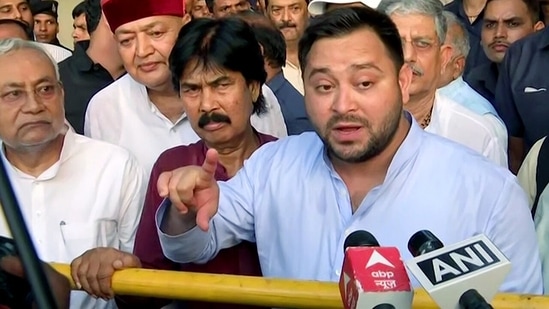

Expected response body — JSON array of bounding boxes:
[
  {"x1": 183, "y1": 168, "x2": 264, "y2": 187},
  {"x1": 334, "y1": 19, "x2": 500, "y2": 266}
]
[{"x1": 308, "y1": 0, "x2": 382, "y2": 16}]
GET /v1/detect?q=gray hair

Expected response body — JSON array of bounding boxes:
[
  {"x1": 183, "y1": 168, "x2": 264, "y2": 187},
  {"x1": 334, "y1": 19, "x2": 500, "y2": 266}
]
[
  {"x1": 0, "y1": 38, "x2": 60, "y2": 81},
  {"x1": 378, "y1": 0, "x2": 447, "y2": 44},
  {"x1": 443, "y1": 11, "x2": 470, "y2": 58}
]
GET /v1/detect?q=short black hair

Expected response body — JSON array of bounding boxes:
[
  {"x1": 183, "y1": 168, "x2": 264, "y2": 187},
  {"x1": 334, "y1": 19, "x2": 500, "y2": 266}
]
[
  {"x1": 251, "y1": 25, "x2": 286, "y2": 68},
  {"x1": 298, "y1": 7, "x2": 404, "y2": 73},
  {"x1": 84, "y1": 0, "x2": 101, "y2": 34},
  {"x1": 0, "y1": 19, "x2": 32, "y2": 40},
  {"x1": 485, "y1": 0, "x2": 541, "y2": 23},
  {"x1": 234, "y1": 11, "x2": 285, "y2": 68},
  {"x1": 72, "y1": 1, "x2": 86, "y2": 19},
  {"x1": 169, "y1": 17, "x2": 267, "y2": 115}
]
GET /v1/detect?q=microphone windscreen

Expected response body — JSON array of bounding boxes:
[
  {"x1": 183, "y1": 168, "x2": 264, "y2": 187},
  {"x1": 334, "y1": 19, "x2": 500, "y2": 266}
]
[
  {"x1": 459, "y1": 289, "x2": 494, "y2": 309},
  {"x1": 344, "y1": 230, "x2": 379, "y2": 250},
  {"x1": 372, "y1": 304, "x2": 396, "y2": 309},
  {"x1": 407, "y1": 230, "x2": 444, "y2": 257}
]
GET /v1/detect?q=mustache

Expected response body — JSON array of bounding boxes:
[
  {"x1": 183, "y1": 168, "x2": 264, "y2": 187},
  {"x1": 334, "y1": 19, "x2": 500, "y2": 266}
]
[
  {"x1": 408, "y1": 63, "x2": 424, "y2": 76},
  {"x1": 277, "y1": 21, "x2": 296, "y2": 29},
  {"x1": 326, "y1": 114, "x2": 370, "y2": 131},
  {"x1": 198, "y1": 112, "x2": 231, "y2": 129},
  {"x1": 488, "y1": 40, "x2": 509, "y2": 48}
]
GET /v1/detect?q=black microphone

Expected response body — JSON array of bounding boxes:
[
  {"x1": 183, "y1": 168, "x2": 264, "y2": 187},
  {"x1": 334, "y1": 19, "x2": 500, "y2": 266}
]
[
  {"x1": 459, "y1": 289, "x2": 494, "y2": 309},
  {"x1": 407, "y1": 230, "x2": 443, "y2": 257},
  {"x1": 407, "y1": 230, "x2": 499, "y2": 309},
  {"x1": 372, "y1": 304, "x2": 395, "y2": 309},
  {"x1": 344, "y1": 230, "x2": 380, "y2": 251}
]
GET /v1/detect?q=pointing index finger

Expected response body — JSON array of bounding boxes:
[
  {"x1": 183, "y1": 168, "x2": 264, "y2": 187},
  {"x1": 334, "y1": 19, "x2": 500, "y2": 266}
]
[{"x1": 200, "y1": 148, "x2": 219, "y2": 180}]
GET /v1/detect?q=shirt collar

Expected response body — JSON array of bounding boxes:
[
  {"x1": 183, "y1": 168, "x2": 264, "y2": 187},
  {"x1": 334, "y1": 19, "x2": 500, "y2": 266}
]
[
  {"x1": 266, "y1": 71, "x2": 286, "y2": 93},
  {"x1": 540, "y1": 27, "x2": 549, "y2": 50},
  {"x1": 322, "y1": 111, "x2": 423, "y2": 182},
  {"x1": 443, "y1": 76, "x2": 465, "y2": 93},
  {"x1": 129, "y1": 75, "x2": 189, "y2": 127},
  {"x1": 72, "y1": 42, "x2": 96, "y2": 72},
  {"x1": 1, "y1": 126, "x2": 75, "y2": 180}
]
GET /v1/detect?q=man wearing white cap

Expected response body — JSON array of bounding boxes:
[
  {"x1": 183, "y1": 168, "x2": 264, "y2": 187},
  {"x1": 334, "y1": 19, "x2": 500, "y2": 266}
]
[{"x1": 308, "y1": 0, "x2": 381, "y2": 15}]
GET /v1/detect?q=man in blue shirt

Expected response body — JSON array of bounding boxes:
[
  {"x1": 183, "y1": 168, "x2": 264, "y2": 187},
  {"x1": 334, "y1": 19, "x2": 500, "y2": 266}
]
[{"x1": 156, "y1": 7, "x2": 542, "y2": 294}]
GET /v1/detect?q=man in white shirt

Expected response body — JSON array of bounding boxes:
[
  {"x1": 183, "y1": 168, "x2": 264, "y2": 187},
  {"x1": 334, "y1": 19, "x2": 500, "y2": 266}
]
[
  {"x1": 85, "y1": 0, "x2": 287, "y2": 177},
  {"x1": 0, "y1": 38, "x2": 146, "y2": 309},
  {"x1": 378, "y1": 0, "x2": 507, "y2": 166}
]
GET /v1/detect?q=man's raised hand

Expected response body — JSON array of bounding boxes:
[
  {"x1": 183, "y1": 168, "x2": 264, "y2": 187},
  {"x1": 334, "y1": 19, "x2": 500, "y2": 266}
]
[{"x1": 157, "y1": 148, "x2": 221, "y2": 231}]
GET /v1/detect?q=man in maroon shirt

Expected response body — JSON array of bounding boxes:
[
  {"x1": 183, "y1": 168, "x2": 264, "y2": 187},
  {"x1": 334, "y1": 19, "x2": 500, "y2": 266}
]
[{"x1": 70, "y1": 17, "x2": 276, "y2": 309}]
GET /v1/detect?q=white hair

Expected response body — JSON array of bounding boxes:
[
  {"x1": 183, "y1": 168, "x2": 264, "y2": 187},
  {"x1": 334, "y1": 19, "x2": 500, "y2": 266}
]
[
  {"x1": 443, "y1": 11, "x2": 470, "y2": 58},
  {"x1": 0, "y1": 38, "x2": 60, "y2": 81},
  {"x1": 378, "y1": 0, "x2": 447, "y2": 44}
]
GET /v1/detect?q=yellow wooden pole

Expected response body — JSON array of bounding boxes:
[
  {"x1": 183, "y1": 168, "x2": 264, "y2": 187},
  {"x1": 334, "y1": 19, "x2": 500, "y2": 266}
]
[{"x1": 51, "y1": 263, "x2": 549, "y2": 308}]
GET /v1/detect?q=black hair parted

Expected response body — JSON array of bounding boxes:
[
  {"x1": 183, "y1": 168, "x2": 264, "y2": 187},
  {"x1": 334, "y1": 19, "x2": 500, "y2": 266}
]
[
  {"x1": 298, "y1": 7, "x2": 404, "y2": 73},
  {"x1": 169, "y1": 17, "x2": 267, "y2": 116}
]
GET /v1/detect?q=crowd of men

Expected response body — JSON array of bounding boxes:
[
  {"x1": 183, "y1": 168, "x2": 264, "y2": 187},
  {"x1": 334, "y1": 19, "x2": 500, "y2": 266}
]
[{"x1": 0, "y1": 0, "x2": 548, "y2": 308}]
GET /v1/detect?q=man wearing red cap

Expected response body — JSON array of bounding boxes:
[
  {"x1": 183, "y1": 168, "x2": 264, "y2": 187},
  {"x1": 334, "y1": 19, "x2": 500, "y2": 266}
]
[{"x1": 84, "y1": 0, "x2": 287, "y2": 179}]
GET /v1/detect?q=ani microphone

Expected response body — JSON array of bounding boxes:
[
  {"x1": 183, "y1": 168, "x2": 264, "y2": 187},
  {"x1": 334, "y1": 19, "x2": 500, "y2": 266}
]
[
  {"x1": 405, "y1": 230, "x2": 510, "y2": 309},
  {"x1": 339, "y1": 230, "x2": 413, "y2": 309}
]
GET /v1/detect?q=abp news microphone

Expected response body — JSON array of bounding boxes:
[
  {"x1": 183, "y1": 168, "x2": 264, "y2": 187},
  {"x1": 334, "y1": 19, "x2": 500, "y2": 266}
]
[
  {"x1": 339, "y1": 230, "x2": 413, "y2": 309},
  {"x1": 405, "y1": 230, "x2": 511, "y2": 309}
]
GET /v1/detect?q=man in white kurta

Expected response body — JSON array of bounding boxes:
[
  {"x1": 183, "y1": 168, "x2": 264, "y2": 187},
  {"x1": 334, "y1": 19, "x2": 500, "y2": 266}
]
[
  {"x1": 378, "y1": 0, "x2": 507, "y2": 166},
  {"x1": 426, "y1": 93, "x2": 508, "y2": 166},
  {"x1": 0, "y1": 39, "x2": 146, "y2": 309},
  {"x1": 85, "y1": 0, "x2": 287, "y2": 177}
]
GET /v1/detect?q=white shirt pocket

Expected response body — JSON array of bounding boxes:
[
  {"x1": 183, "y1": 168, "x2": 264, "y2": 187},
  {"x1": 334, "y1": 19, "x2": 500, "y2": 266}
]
[{"x1": 59, "y1": 220, "x2": 118, "y2": 260}]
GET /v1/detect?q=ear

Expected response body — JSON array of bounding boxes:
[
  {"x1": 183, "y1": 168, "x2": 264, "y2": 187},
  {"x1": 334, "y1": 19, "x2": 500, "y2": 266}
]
[
  {"x1": 534, "y1": 20, "x2": 545, "y2": 31},
  {"x1": 182, "y1": 13, "x2": 192, "y2": 25},
  {"x1": 249, "y1": 81, "x2": 261, "y2": 102},
  {"x1": 439, "y1": 44, "x2": 453, "y2": 71},
  {"x1": 398, "y1": 63, "x2": 413, "y2": 104},
  {"x1": 453, "y1": 55, "x2": 466, "y2": 79}
]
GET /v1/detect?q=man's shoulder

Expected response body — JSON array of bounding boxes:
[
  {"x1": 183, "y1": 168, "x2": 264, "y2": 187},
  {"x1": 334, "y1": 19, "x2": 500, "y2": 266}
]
[
  {"x1": 156, "y1": 141, "x2": 205, "y2": 168},
  {"x1": 87, "y1": 74, "x2": 136, "y2": 110},
  {"x1": 459, "y1": 80, "x2": 494, "y2": 106},
  {"x1": 92, "y1": 73, "x2": 134, "y2": 96},
  {"x1": 421, "y1": 128, "x2": 512, "y2": 181},
  {"x1": 58, "y1": 54, "x2": 72, "y2": 68},
  {"x1": 505, "y1": 28, "x2": 549, "y2": 61},
  {"x1": 38, "y1": 42, "x2": 72, "y2": 63},
  {"x1": 466, "y1": 62, "x2": 491, "y2": 81},
  {"x1": 437, "y1": 94, "x2": 498, "y2": 129},
  {"x1": 279, "y1": 79, "x2": 304, "y2": 101},
  {"x1": 71, "y1": 132, "x2": 136, "y2": 163}
]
